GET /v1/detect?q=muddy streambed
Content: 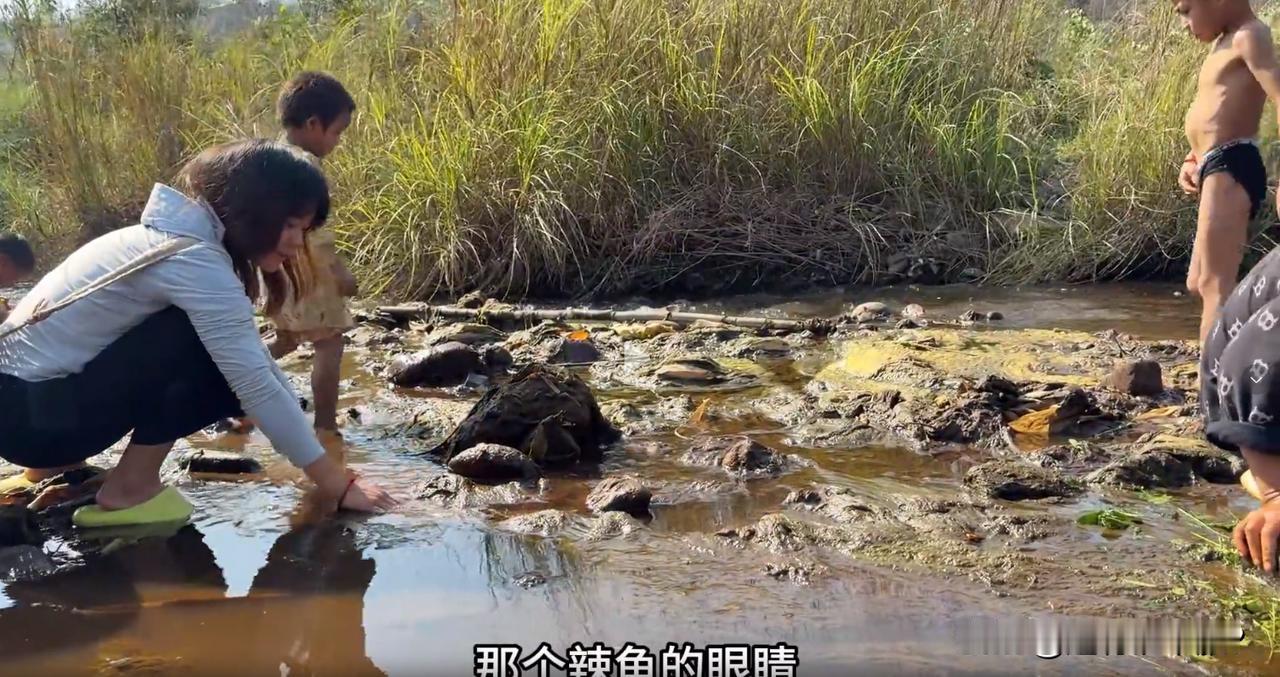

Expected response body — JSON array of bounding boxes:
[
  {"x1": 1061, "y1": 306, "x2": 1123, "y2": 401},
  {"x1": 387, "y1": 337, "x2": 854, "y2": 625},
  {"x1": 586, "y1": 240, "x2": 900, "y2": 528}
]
[{"x1": 0, "y1": 282, "x2": 1274, "y2": 676}]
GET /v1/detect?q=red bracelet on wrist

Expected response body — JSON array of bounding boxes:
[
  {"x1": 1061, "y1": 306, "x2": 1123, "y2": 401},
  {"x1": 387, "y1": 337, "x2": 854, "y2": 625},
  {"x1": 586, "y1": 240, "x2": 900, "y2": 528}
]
[{"x1": 339, "y1": 476, "x2": 357, "y2": 508}]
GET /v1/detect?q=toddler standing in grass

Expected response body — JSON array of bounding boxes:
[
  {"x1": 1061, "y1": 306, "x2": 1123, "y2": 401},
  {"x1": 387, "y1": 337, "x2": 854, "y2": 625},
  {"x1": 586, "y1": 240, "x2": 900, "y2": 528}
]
[
  {"x1": 232, "y1": 72, "x2": 358, "y2": 438},
  {"x1": 1174, "y1": 0, "x2": 1280, "y2": 344},
  {"x1": 0, "y1": 233, "x2": 36, "y2": 323}
]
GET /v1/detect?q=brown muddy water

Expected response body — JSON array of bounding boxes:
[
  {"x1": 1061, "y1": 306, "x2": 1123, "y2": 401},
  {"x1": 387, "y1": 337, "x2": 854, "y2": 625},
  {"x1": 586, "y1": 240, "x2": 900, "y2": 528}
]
[{"x1": 0, "y1": 282, "x2": 1270, "y2": 676}]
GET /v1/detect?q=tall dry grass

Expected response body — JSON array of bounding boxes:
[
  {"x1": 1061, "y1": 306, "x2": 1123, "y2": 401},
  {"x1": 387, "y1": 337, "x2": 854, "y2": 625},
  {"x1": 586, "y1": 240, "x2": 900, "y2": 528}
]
[{"x1": 0, "y1": 0, "x2": 1266, "y2": 299}]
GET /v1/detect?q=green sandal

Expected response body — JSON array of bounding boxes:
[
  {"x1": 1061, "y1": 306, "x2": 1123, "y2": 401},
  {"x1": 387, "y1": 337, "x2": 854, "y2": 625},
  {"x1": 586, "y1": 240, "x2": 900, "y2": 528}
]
[{"x1": 72, "y1": 486, "x2": 193, "y2": 528}]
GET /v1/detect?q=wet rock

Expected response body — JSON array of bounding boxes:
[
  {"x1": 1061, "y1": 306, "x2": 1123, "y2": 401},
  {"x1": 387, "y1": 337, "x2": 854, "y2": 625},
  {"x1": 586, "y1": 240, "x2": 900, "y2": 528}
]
[
  {"x1": 964, "y1": 460, "x2": 1082, "y2": 501},
  {"x1": 1138, "y1": 435, "x2": 1245, "y2": 484},
  {"x1": 655, "y1": 357, "x2": 726, "y2": 384},
  {"x1": 389, "y1": 342, "x2": 483, "y2": 388},
  {"x1": 737, "y1": 337, "x2": 791, "y2": 357},
  {"x1": 429, "y1": 364, "x2": 620, "y2": 467},
  {"x1": 429, "y1": 323, "x2": 506, "y2": 346},
  {"x1": 447, "y1": 443, "x2": 540, "y2": 481},
  {"x1": 1024, "y1": 442, "x2": 1112, "y2": 471},
  {"x1": 600, "y1": 397, "x2": 694, "y2": 436},
  {"x1": 458, "y1": 291, "x2": 486, "y2": 309},
  {"x1": 415, "y1": 474, "x2": 534, "y2": 509},
  {"x1": 523, "y1": 419, "x2": 583, "y2": 466},
  {"x1": 902, "y1": 304, "x2": 926, "y2": 320},
  {"x1": 686, "y1": 320, "x2": 746, "y2": 341},
  {"x1": 850, "y1": 302, "x2": 890, "y2": 323},
  {"x1": 982, "y1": 514, "x2": 1052, "y2": 543},
  {"x1": 499, "y1": 509, "x2": 573, "y2": 536},
  {"x1": 176, "y1": 450, "x2": 263, "y2": 475},
  {"x1": 613, "y1": 321, "x2": 679, "y2": 341},
  {"x1": 348, "y1": 325, "x2": 403, "y2": 347},
  {"x1": 681, "y1": 436, "x2": 809, "y2": 478},
  {"x1": 586, "y1": 477, "x2": 652, "y2": 516},
  {"x1": 1104, "y1": 360, "x2": 1164, "y2": 397},
  {"x1": 482, "y1": 345, "x2": 514, "y2": 372},
  {"x1": 0, "y1": 544, "x2": 54, "y2": 582},
  {"x1": 586, "y1": 511, "x2": 643, "y2": 541},
  {"x1": 717, "y1": 513, "x2": 837, "y2": 553},
  {"x1": 1086, "y1": 451, "x2": 1195, "y2": 489},
  {"x1": 764, "y1": 560, "x2": 826, "y2": 585},
  {"x1": 0, "y1": 506, "x2": 41, "y2": 547},
  {"x1": 986, "y1": 311, "x2": 1005, "y2": 322},
  {"x1": 783, "y1": 486, "x2": 876, "y2": 522},
  {"x1": 549, "y1": 337, "x2": 602, "y2": 366},
  {"x1": 513, "y1": 571, "x2": 547, "y2": 589}
]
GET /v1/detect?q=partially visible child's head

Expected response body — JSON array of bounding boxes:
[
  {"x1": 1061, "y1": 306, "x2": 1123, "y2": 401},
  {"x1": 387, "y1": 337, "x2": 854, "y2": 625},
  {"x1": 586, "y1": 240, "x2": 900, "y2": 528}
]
[
  {"x1": 0, "y1": 233, "x2": 35, "y2": 287},
  {"x1": 174, "y1": 138, "x2": 330, "y2": 314},
  {"x1": 277, "y1": 71, "x2": 356, "y2": 159},
  {"x1": 1174, "y1": 0, "x2": 1253, "y2": 43}
]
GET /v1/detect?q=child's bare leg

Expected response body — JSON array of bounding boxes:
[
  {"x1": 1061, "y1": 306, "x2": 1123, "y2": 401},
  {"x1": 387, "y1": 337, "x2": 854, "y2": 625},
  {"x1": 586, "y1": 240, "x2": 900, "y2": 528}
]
[
  {"x1": 1191, "y1": 173, "x2": 1251, "y2": 343},
  {"x1": 94, "y1": 439, "x2": 174, "y2": 510},
  {"x1": 312, "y1": 333, "x2": 343, "y2": 431}
]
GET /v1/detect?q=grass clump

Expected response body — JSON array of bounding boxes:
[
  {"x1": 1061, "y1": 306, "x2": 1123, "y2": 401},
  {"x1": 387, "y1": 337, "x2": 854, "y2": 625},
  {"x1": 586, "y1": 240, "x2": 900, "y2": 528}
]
[{"x1": 0, "y1": 0, "x2": 1269, "y2": 299}]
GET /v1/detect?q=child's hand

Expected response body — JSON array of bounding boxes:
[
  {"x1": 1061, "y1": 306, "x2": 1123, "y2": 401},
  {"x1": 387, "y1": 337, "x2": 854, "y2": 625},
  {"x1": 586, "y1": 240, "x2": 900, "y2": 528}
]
[
  {"x1": 333, "y1": 260, "x2": 358, "y2": 297},
  {"x1": 1179, "y1": 159, "x2": 1199, "y2": 194},
  {"x1": 1234, "y1": 498, "x2": 1280, "y2": 574}
]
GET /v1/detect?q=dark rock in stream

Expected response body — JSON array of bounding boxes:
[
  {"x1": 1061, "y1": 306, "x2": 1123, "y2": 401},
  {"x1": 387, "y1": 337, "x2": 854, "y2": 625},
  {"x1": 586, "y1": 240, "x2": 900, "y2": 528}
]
[
  {"x1": 177, "y1": 450, "x2": 263, "y2": 475},
  {"x1": 447, "y1": 443, "x2": 540, "y2": 481},
  {"x1": 680, "y1": 436, "x2": 810, "y2": 478},
  {"x1": 429, "y1": 364, "x2": 620, "y2": 467},
  {"x1": 964, "y1": 460, "x2": 1082, "y2": 501},
  {"x1": 0, "y1": 544, "x2": 54, "y2": 581},
  {"x1": 1105, "y1": 360, "x2": 1164, "y2": 397},
  {"x1": 482, "y1": 345, "x2": 514, "y2": 372},
  {"x1": 549, "y1": 337, "x2": 602, "y2": 366},
  {"x1": 0, "y1": 506, "x2": 42, "y2": 547},
  {"x1": 389, "y1": 342, "x2": 483, "y2": 388},
  {"x1": 1086, "y1": 450, "x2": 1195, "y2": 489},
  {"x1": 586, "y1": 477, "x2": 652, "y2": 516}
]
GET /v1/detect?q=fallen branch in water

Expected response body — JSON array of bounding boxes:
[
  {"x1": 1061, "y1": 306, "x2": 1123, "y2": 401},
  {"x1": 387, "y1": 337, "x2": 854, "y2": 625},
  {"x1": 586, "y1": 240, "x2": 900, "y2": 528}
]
[{"x1": 374, "y1": 303, "x2": 838, "y2": 336}]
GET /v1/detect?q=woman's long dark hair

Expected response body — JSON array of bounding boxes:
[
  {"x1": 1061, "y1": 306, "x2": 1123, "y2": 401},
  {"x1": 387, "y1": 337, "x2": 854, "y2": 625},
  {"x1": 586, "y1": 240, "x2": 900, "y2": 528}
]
[{"x1": 172, "y1": 139, "x2": 330, "y2": 315}]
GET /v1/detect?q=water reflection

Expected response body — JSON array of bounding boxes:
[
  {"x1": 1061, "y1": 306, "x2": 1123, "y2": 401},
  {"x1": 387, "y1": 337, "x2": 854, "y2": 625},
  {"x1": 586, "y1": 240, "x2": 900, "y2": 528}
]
[{"x1": 0, "y1": 522, "x2": 384, "y2": 675}]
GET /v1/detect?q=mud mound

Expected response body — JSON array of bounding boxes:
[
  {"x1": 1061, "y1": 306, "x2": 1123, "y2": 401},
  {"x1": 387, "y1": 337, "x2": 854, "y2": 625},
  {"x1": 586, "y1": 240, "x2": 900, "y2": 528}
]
[
  {"x1": 428, "y1": 364, "x2": 620, "y2": 467},
  {"x1": 680, "y1": 436, "x2": 811, "y2": 478},
  {"x1": 964, "y1": 459, "x2": 1082, "y2": 501}
]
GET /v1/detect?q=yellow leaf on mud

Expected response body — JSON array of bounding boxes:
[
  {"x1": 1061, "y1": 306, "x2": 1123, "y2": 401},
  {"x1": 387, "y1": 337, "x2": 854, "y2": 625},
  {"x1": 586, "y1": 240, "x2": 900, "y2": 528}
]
[
  {"x1": 1135, "y1": 406, "x2": 1185, "y2": 421},
  {"x1": 690, "y1": 398, "x2": 710, "y2": 425},
  {"x1": 567, "y1": 329, "x2": 590, "y2": 341},
  {"x1": 614, "y1": 321, "x2": 678, "y2": 341},
  {"x1": 1008, "y1": 405, "x2": 1060, "y2": 436}
]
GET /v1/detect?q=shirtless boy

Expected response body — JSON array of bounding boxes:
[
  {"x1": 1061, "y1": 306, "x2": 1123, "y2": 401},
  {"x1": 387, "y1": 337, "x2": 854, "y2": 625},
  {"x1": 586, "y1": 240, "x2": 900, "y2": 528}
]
[{"x1": 1177, "y1": 0, "x2": 1280, "y2": 344}]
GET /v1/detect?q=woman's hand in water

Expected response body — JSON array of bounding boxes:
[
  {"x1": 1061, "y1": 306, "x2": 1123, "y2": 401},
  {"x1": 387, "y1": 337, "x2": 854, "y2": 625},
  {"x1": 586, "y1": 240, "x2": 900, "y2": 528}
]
[
  {"x1": 1234, "y1": 499, "x2": 1280, "y2": 575},
  {"x1": 340, "y1": 477, "x2": 398, "y2": 513}
]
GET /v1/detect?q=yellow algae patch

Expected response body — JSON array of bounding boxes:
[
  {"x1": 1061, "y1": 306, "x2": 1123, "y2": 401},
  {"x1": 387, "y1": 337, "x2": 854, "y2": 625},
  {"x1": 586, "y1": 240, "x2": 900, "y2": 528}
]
[
  {"x1": 1134, "y1": 406, "x2": 1187, "y2": 422},
  {"x1": 815, "y1": 328, "x2": 1102, "y2": 400}
]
